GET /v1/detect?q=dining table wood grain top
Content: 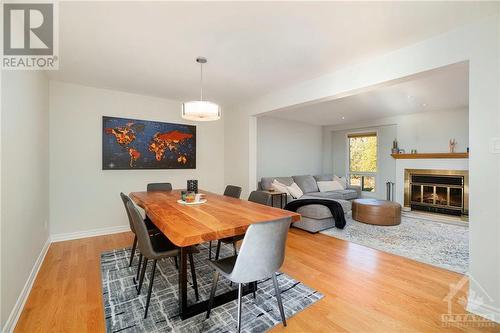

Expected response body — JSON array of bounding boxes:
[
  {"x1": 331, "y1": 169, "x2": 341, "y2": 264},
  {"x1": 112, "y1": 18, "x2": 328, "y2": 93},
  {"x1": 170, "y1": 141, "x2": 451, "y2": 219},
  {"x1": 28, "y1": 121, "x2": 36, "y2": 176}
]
[{"x1": 129, "y1": 189, "x2": 301, "y2": 247}]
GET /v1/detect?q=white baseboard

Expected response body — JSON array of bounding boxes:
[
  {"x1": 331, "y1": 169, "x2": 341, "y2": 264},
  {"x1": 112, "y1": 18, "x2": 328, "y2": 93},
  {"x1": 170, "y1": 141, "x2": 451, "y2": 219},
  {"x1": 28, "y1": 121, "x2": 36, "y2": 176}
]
[
  {"x1": 2, "y1": 225, "x2": 131, "y2": 333},
  {"x1": 2, "y1": 237, "x2": 51, "y2": 333},
  {"x1": 50, "y1": 225, "x2": 130, "y2": 242},
  {"x1": 467, "y1": 300, "x2": 500, "y2": 324}
]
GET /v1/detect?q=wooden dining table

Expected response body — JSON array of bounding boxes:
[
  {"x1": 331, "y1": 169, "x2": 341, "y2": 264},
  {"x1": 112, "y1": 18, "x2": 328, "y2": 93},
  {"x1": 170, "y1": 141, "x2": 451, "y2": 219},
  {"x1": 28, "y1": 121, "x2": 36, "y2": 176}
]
[{"x1": 130, "y1": 189, "x2": 301, "y2": 320}]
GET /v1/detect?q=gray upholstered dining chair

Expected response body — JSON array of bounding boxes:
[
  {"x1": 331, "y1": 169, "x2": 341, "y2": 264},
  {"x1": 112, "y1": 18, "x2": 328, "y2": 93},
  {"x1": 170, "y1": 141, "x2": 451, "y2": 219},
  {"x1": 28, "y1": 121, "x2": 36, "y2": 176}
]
[
  {"x1": 147, "y1": 182, "x2": 173, "y2": 191},
  {"x1": 248, "y1": 190, "x2": 272, "y2": 206},
  {"x1": 206, "y1": 216, "x2": 292, "y2": 332},
  {"x1": 120, "y1": 193, "x2": 159, "y2": 267},
  {"x1": 124, "y1": 198, "x2": 199, "y2": 318},
  {"x1": 212, "y1": 190, "x2": 273, "y2": 261},
  {"x1": 144, "y1": 183, "x2": 173, "y2": 261},
  {"x1": 223, "y1": 185, "x2": 242, "y2": 198},
  {"x1": 208, "y1": 185, "x2": 244, "y2": 260}
]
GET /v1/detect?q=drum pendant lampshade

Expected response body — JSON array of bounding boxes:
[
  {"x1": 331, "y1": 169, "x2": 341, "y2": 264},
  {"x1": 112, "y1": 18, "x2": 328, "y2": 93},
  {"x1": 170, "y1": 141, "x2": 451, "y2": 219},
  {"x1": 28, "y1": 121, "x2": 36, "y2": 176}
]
[{"x1": 182, "y1": 57, "x2": 221, "y2": 121}]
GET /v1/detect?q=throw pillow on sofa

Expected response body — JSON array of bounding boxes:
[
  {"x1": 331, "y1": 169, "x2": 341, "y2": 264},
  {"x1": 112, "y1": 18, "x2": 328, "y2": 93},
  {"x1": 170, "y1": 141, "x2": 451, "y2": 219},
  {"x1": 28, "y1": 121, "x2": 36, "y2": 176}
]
[
  {"x1": 287, "y1": 182, "x2": 304, "y2": 199},
  {"x1": 271, "y1": 179, "x2": 290, "y2": 194},
  {"x1": 334, "y1": 175, "x2": 347, "y2": 189},
  {"x1": 317, "y1": 180, "x2": 344, "y2": 192}
]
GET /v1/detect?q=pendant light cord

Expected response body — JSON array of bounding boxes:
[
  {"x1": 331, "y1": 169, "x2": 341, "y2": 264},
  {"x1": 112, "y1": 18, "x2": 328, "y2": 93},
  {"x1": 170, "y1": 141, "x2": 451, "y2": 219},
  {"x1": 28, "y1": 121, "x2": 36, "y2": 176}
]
[{"x1": 200, "y1": 62, "x2": 203, "y2": 102}]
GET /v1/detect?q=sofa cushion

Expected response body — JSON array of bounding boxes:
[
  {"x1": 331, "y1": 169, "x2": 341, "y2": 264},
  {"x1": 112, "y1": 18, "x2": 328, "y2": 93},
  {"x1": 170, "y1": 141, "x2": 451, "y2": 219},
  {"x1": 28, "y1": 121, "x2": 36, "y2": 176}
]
[
  {"x1": 271, "y1": 179, "x2": 290, "y2": 195},
  {"x1": 333, "y1": 175, "x2": 347, "y2": 189},
  {"x1": 296, "y1": 197, "x2": 352, "y2": 219},
  {"x1": 313, "y1": 174, "x2": 333, "y2": 182},
  {"x1": 306, "y1": 189, "x2": 358, "y2": 200},
  {"x1": 261, "y1": 177, "x2": 294, "y2": 191},
  {"x1": 292, "y1": 175, "x2": 319, "y2": 194},
  {"x1": 347, "y1": 185, "x2": 362, "y2": 198},
  {"x1": 317, "y1": 180, "x2": 344, "y2": 192},
  {"x1": 292, "y1": 217, "x2": 336, "y2": 233},
  {"x1": 335, "y1": 189, "x2": 358, "y2": 200},
  {"x1": 287, "y1": 182, "x2": 304, "y2": 199},
  {"x1": 297, "y1": 205, "x2": 333, "y2": 220}
]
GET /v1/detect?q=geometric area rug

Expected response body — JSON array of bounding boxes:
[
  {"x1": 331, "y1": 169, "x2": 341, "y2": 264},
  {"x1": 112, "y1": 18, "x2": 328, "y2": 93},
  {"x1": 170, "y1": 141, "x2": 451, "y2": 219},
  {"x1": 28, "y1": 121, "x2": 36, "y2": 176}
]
[
  {"x1": 101, "y1": 243, "x2": 323, "y2": 332},
  {"x1": 321, "y1": 214, "x2": 468, "y2": 274}
]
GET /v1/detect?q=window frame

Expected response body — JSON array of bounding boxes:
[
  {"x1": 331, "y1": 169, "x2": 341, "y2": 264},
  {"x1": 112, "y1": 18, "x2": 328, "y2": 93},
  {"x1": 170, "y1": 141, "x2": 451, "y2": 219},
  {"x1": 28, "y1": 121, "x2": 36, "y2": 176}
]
[{"x1": 345, "y1": 131, "x2": 378, "y2": 193}]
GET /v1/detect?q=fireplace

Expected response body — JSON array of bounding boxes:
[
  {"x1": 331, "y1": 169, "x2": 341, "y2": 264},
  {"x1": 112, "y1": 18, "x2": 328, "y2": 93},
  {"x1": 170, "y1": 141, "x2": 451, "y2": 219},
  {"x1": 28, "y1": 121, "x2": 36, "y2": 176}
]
[{"x1": 404, "y1": 169, "x2": 468, "y2": 216}]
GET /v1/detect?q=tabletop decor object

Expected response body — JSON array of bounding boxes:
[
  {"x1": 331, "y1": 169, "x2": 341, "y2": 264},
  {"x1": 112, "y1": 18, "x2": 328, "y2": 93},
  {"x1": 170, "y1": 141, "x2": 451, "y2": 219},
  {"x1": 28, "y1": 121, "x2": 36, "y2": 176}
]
[
  {"x1": 185, "y1": 191, "x2": 196, "y2": 203},
  {"x1": 187, "y1": 179, "x2": 198, "y2": 193},
  {"x1": 177, "y1": 198, "x2": 207, "y2": 205}
]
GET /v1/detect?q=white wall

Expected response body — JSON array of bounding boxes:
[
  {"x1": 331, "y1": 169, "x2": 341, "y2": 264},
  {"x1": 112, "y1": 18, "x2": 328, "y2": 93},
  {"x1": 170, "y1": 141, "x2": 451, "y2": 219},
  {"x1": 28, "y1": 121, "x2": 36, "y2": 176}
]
[
  {"x1": 1, "y1": 71, "x2": 50, "y2": 329},
  {"x1": 225, "y1": 15, "x2": 500, "y2": 321},
  {"x1": 49, "y1": 82, "x2": 225, "y2": 236},
  {"x1": 224, "y1": 107, "x2": 251, "y2": 197},
  {"x1": 256, "y1": 116, "x2": 323, "y2": 180},
  {"x1": 395, "y1": 108, "x2": 468, "y2": 153}
]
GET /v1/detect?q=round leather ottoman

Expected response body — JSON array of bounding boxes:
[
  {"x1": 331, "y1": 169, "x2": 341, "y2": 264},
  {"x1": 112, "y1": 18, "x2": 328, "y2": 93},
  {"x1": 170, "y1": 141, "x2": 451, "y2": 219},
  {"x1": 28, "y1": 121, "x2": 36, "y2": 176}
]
[{"x1": 352, "y1": 199, "x2": 401, "y2": 226}]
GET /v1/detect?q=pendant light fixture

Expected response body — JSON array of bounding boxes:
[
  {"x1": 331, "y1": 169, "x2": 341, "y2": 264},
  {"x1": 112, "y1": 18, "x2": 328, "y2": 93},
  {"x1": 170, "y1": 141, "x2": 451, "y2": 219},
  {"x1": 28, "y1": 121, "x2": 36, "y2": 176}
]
[{"x1": 182, "y1": 57, "x2": 221, "y2": 121}]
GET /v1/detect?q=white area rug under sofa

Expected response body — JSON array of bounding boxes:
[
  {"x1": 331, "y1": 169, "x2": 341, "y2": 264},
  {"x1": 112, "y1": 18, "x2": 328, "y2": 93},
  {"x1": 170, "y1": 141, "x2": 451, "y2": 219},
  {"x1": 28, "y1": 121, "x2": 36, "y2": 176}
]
[{"x1": 321, "y1": 214, "x2": 468, "y2": 274}]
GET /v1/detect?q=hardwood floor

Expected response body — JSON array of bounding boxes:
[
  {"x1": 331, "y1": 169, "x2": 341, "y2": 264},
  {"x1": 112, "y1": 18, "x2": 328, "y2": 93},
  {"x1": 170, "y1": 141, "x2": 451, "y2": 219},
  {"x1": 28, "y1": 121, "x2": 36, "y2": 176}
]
[{"x1": 15, "y1": 229, "x2": 499, "y2": 333}]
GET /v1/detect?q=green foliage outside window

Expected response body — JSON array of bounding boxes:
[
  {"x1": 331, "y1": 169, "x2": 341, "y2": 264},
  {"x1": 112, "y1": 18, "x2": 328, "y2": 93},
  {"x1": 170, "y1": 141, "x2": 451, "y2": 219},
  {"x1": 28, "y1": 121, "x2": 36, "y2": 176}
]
[
  {"x1": 349, "y1": 134, "x2": 377, "y2": 192},
  {"x1": 349, "y1": 135, "x2": 377, "y2": 173}
]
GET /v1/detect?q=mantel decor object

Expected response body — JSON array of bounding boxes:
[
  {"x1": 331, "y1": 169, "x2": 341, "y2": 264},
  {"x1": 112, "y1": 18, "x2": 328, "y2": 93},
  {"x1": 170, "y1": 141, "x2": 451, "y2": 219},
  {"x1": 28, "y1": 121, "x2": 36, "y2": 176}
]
[
  {"x1": 449, "y1": 139, "x2": 457, "y2": 153},
  {"x1": 391, "y1": 139, "x2": 399, "y2": 154}
]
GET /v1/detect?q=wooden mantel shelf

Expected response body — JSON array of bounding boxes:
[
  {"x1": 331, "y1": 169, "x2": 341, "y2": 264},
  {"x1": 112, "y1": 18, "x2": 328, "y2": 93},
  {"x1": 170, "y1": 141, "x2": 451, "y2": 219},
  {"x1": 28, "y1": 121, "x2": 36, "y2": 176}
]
[{"x1": 391, "y1": 152, "x2": 469, "y2": 159}]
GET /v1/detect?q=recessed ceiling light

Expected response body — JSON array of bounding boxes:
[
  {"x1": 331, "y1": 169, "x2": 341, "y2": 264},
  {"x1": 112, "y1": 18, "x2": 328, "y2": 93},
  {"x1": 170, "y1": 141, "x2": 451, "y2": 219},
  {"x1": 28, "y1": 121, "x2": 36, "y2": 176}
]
[
  {"x1": 407, "y1": 95, "x2": 412, "y2": 99},
  {"x1": 422, "y1": 103, "x2": 427, "y2": 107},
  {"x1": 341, "y1": 116, "x2": 345, "y2": 120}
]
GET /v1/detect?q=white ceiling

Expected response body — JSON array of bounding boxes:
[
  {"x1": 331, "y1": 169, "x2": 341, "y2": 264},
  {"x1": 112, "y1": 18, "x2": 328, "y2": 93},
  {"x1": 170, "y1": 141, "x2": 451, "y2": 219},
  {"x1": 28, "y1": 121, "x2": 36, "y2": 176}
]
[
  {"x1": 49, "y1": 2, "x2": 496, "y2": 105},
  {"x1": 263, "y1": 62, "x2": 469, "y2": 126}
]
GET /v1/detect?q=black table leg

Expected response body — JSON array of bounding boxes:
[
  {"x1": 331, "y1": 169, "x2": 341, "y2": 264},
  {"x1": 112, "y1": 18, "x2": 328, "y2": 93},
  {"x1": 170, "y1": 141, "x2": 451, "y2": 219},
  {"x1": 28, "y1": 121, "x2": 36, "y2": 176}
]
[
  {"x1": 179, "y1": 283, "x2": 256, "y2": 320},
  {"x1": 178, "y1": 247, "x2": 188, "y2": 317}
]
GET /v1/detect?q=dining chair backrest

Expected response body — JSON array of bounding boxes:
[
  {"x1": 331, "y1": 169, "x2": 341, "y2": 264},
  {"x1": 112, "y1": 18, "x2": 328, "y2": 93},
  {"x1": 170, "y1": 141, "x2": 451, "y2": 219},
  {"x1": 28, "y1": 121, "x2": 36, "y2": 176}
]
[
  {"x1": 147, "y1": 183, "x2": 172, "y2": 191},
  {"x1": 248, "y1": 191, "x2": 272, "y2": 206},
  {"x1": 126, "y1": 200, "x2": 156, "y2": 258},
  {"x1": 229, "y1": 217, "x2": 292, "y2": 283},
  {"x1": 120, "y1": 192, "x2": 135, "y2": 233},
  {"x1": 223, "y1": 185, "x2": 242, "y2": 199}
]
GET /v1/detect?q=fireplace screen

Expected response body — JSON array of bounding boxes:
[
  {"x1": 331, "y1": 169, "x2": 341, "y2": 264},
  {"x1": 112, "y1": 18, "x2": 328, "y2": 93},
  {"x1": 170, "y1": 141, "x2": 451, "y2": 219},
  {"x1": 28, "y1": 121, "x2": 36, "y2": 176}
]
[{"x1": 405, "y1": 169, "x2": 468, "y2": 216}]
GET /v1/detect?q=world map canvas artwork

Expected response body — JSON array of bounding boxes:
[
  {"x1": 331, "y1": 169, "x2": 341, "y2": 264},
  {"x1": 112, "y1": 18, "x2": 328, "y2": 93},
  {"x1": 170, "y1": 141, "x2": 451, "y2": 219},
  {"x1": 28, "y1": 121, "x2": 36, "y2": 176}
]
[{"x1": 102, "y1": 116, "x2": 196, "y2": 169}]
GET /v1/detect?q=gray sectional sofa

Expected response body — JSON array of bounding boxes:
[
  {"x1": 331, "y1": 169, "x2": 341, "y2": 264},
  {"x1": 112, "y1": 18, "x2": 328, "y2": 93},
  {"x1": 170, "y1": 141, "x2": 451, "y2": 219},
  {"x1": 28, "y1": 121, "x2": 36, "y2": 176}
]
[{"x1": 258, "y1": 174, "x2": 361, "y2": 233}]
